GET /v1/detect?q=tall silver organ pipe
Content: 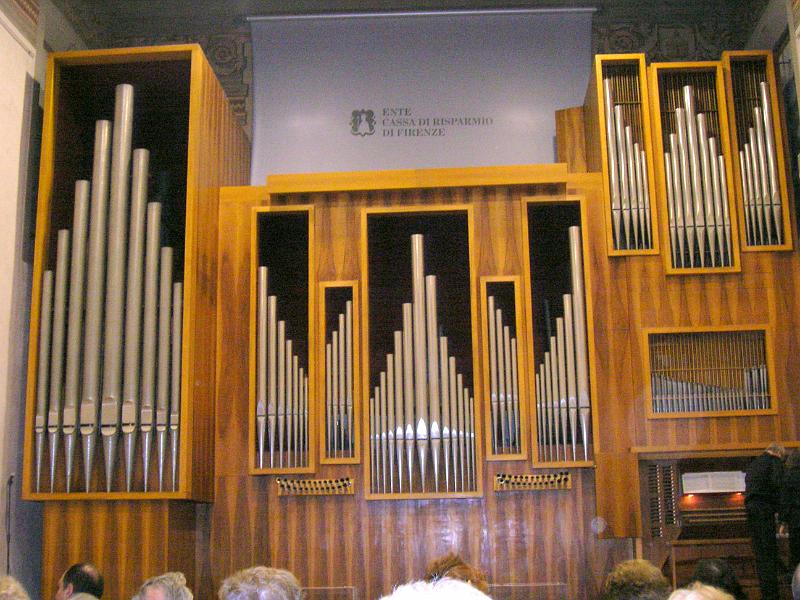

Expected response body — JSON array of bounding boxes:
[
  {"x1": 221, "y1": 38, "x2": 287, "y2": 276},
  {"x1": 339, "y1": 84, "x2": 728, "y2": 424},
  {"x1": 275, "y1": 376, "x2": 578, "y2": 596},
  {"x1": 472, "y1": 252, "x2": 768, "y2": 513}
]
[
  {"x1": 122, "y1": 148, "x2": 149, "y2": 491},
  {"x1": 33, "y1": 85, "x2": 184, "y2": 493},
  {"x1": 370, "y1": 234, "x2": 476, "y2": 494},
  {"x1": 101, "y1": 83, "x2": 134, "y2": 491},
  {"x1": 34, "y1": 271, "x2": 54, "y2": 492},
  {"x1": 140, "y1": 202, "x2": 162, "y2": 489},
  {"x1": 48, "y1": 230, "x2": 70, "y2": 491},
  {"x1": 63, "y1": 181, "x2": 89, "y2": 492},
  {"x1": 80, "y1": 119, "x2": 111, "y2": 491}
]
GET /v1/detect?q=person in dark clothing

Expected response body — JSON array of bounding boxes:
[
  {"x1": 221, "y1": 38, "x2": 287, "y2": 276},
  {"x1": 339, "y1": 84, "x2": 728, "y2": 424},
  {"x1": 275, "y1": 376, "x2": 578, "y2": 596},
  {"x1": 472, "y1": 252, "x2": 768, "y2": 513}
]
[
  {"x1": 782, "y1": 450, "x2": 800, "y2": 574},
  {"x1": 689, "y1": 558, "x2": 747, "y2": 600},
  {"x1": 745, "y1": 442, "x2": 787, "y2": 600}
]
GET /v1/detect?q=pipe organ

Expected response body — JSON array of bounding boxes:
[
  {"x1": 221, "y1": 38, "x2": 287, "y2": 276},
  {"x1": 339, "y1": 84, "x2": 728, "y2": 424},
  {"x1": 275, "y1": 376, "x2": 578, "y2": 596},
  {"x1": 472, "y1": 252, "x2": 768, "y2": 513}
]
[
  {"x1": 33, "y1": 82, "x2": 184, "y2": 494},
  {"x1": 23, "y1": 44, "x2": 800, "y2": 600}
]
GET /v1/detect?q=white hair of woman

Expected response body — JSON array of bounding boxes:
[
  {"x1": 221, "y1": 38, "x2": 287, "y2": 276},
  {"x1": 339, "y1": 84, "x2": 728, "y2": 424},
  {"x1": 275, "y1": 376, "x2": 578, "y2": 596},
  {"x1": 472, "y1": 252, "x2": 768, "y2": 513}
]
[
  {"x1": 792, "y1": 563, "x2": 800, "y2": 600},
  {"x1": 380, "y1": 578, "x2": 492, "y2": 600},
  {"x1": 0, "y1": 576, "x2": 31, "y2": 600},
  {"x1": 218, "y1": 567, "x2": 302, "y2": 600},
  {"x1": 132, "y1": 571, "x2": 193, "y2": 600},
  {"x1": 668, "y1": 582, "x2": 735, "y2": 600}
]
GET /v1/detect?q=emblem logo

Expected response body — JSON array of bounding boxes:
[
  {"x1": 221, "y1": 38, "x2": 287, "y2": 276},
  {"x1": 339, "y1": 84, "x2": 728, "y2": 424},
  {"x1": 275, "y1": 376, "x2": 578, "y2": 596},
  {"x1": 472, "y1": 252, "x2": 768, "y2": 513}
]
[{"x1": 350, "y1": 109, "x2": 376, "y2": 136}]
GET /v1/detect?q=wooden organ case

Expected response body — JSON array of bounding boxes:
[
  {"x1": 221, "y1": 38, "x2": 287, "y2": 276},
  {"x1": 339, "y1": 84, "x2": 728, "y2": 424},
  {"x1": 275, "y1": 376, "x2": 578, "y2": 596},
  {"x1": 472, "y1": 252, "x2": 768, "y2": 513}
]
[
  {"x1": 22, "y1": 45, "x2": 250, "y2": 598},
  {"x1": 23, "y1": 44, "x2": 800, "y2": 600}
]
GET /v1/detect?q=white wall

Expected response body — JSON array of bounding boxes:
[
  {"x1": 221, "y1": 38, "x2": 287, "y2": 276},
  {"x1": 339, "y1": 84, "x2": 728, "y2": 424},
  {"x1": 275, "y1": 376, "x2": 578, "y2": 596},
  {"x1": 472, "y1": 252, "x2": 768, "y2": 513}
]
[
  {"x1": 0, "y1": 2, "x2": 85, "y2": 597},
  {"x1": 250, "y1": 10, "x2": 593, "y2": 181},
  {"x1": 0, "y1": 7, "x2": 39, "y2": 596},
  {"x1": 747, "y1": 0, "x2": 787, "y2": 50}
]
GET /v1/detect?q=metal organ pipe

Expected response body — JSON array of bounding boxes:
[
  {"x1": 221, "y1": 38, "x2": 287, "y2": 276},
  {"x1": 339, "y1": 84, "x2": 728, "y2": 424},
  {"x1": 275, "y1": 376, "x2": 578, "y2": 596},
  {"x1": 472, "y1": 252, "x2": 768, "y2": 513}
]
[
  {"x1": 63, "y1": 181, "x2": 89, "y2": 492},
  {"x1": 101, "y1": 84, "x2": 134, "y2": 491},
  {"x1": 80, "y1": 120, "x2": 111, "y2": 491}
]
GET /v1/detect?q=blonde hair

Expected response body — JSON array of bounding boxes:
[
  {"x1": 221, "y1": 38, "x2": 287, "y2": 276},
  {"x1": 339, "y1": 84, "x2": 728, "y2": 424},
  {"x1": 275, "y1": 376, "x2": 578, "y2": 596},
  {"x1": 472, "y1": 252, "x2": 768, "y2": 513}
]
[
  {"x1": 219, "y1": 567, "x2": 302, "y2": 600},
  {"x1": 602, "y1": 559, "x2": 670, "y2": 600},
  {"x1": 133, "y1": 571, "x2": 193, "y2": 600},
  {"x1": 668, "y1": 583, "x2": 735, "y2": 600},
  {"x1": 423, "y1": 553, "x2": 489, "y2": 594},
  {"x1": 766, "y1": 442, "x2": 787, "y2": 459},
  {"x1": 0, "y1": 576, "x2": 31, "y2": 600}
]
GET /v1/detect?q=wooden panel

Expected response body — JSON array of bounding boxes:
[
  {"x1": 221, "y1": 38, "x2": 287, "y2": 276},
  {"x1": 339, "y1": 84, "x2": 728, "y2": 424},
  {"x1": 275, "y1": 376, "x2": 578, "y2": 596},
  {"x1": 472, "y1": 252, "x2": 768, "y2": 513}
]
[
  {"x1": 40, "y1": 501, "x2": 196, "y2": 600},
  {"x1": 184, "y1": 45, "x2": 251, "y2": 500},
  {"x1": 561, "y1": 154, "x2": 800, "y2": 538},
  {"x1": 265, "y1": 164, "x2": 569, "y2": 194},
  {"x1": 555, "y1": 107, "x2": 588, "y2": 173},
  {"x1": 211, "y1": 177, "x2": 633, "y2": 599}
]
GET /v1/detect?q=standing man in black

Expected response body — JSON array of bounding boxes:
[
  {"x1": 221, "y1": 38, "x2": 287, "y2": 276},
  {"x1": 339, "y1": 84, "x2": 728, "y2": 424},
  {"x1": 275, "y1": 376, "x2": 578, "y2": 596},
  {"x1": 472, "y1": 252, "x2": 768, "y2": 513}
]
[
  {"x1": 745, "y1": 442, "x2": 787, "y2": 600},
  {"x1": 782, "y1": 450, "x2": 800, "y2": 575}
]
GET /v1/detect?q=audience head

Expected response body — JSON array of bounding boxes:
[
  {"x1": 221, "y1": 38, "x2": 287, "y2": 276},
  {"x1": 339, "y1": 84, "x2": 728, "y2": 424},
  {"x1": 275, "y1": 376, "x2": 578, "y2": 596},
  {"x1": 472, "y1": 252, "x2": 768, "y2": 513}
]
[
  {"x1": 765, "y1": 442, "x2": 787, "y2": 460},
  {"x1": 380, "y1": 578, "x2": 492, "y2": 600},
  {"x1": 792, "y1": 563, "x2": 800, "y2": 600},
  {"x1": 218, "y1": 567, "x2": 301, "y2": 600},
  {"x1": 423, "y1": 553, "x2": 489, "y2": 594},
  {"x1": 689, "y1": 559, "x2": 745, "y2": 600},
  {"x1": 132, "y1": 572, "x2": 192, "y2": 600},
  {"x1": 0, "y1": 576, "x2": 31, "y2": 600},
  {"x1": 601, "y1": 559, "x2": 670, "y2": 600},
  {"x1": 668, "y1": 582, "x2": 734, "y2": 600},
  {"x1": 55, "y1": 563, "x2": 104, "y2": 599}
]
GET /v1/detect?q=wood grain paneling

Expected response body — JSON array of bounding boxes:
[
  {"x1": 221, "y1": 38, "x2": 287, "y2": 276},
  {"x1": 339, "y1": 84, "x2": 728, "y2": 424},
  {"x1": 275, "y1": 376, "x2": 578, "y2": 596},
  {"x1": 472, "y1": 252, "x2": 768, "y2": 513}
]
[
  {"x1": 41, "y1": 501, "x2": 197, "y2": 600},
  {"x1": 33, "y1": 44, "x2": 249, "y2": 597},
  {"x1": 556, "y1": 107, "x2": 588, "y2": 173},
  {"x1": 212, "y1": 176, "x2": 633, "y2": 600},
  {"x1": 571, "y1": 58, "x2": 800, "y2": 538}
]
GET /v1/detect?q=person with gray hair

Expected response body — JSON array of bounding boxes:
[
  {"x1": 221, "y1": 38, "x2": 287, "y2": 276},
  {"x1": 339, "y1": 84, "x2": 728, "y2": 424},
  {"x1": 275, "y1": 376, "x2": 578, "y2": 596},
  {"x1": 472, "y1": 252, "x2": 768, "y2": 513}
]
[
  {"x1": 379, "y1": 578, "x2": 492, "y2": 600},
  {"x1": 792, "y1": 563, "x2": 800, "y2": 600},
  {"x1": 0, "y1": 576, "x2": 31, "y2": 600},
  {"x1": 132, "y1": 572, "x2": 192, "y2": 600},
  {"x1": 218, "y1": 567, "x2": 302, "y2": 600},
  {"x1": 667, "y1": 583, "x2": 734, "y2": 600}
]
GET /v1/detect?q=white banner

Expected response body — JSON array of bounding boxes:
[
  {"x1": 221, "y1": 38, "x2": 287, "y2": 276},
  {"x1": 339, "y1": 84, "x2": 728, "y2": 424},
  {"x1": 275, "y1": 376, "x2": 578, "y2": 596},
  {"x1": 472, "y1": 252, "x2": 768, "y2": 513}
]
[{"x1": 250, "y1": 10, "x2": 592, "y2": 182}]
